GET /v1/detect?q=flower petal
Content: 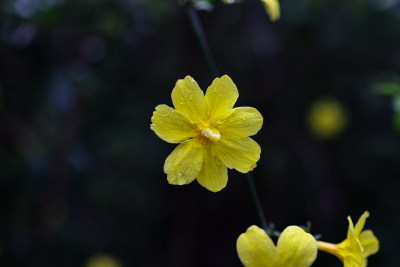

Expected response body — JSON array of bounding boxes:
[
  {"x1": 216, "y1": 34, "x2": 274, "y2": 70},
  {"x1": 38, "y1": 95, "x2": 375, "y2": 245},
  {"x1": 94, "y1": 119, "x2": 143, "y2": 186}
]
[
  {"x1": 337, "y1": 236, "x2": 363, "y2": 267},
  {"x1": 260, "y1": 0, "x2": 280, "y2": 22},
  {"x1": 359, "y1": 230, "x2": 379, "y2": 257},
  {"x1": 347, "y1": 216, "x2": 355, "y2": 239},
  {"x1": 354, "y1": 211, "x2": 369, "y2": 236},
  {"x1": 164, "y1": 139, "x2": 203, "y2": 185},
  {"x1": 205, "y1": 75, "x2": 238, "y2": 122},
  {"x1": 213, "y1": 136, "x2": 261, "y2": 173},
  {"x1": 218, "y1": 107, "x2": 263, "y2": 137},
  {"x1": 171, "y1": 76, "x2": 207, "y2": 123},
  {"x1": 343, "y1": 251, "x2": 363, "y2": 267},
  {"x1": 151, "y1": 104, "x2": 197, "y2": 143},
  {"x1": 196, "y1": 144, "x2": 228, "y2": 192},
  {"x1": 276, "y1": 226, "x2": 317, "y2": 267},
  {"x1": 236, "y1": 225, "x2": 277, "y2": 267},
  {"x1": 362, "y1": 258, "x2": 368, "y2": 267}
]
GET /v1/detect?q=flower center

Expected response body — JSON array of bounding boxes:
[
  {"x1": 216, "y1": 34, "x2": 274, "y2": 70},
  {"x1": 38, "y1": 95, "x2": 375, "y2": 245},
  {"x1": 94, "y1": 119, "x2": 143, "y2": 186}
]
[{"x1": 201, "y1": 127, "x2": 221, "y2": 142}]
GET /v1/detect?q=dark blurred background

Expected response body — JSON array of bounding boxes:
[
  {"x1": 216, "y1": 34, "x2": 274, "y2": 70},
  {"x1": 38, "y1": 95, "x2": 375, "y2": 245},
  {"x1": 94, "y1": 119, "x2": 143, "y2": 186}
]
[{"x1": 1, "y1": 0, "x2": 400, "y2": 266}]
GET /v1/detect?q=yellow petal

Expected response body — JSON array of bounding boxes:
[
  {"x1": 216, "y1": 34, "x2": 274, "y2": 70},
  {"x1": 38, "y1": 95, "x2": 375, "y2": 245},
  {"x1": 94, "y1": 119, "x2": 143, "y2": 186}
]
[
  {"x1": 343, "y1": 256, "x2": 362, "y2": 267},
  {"x1": 337, "y1": 237, "x2": 363, "y2": 267},
  {"x1": 171, "y1": 76, "x2": 207, "y2": 123},
  {"x1": 276, "y1": 226, "x2": 317, "y2": 267},
  {"x1": 236, "y1": 225, "x2": 278, "y2": 267},
  {"x1": 164, "y1": 139, "x2": 203, "y2": 185},
  {"x1": 347, "y1": 216, "x2": 355, "y2": 239},
  {"x1": 151, "y1": 104, "x2": 197, "y2": 143},
  {"x1": 260, "y1": 0, "x2": 280, "y2": 22},
  {"x1": 218, "y1": 107, "x2": 263, "y2": 138},
  {"x1": 213, "y1": 136, "x2": 261, "y2": 173},
  {"x1": 362, "y1": 258, "x2": 368, "y2": 267},
  {"x1": 354, "y1": 211, "x2": 369, "y2": 236},
  {"x1": 205, "y1": 75, "x2": 238, "y2": 122},
  {"x1": 359, "y1": 230, "x2": 379, "y2": 257},
  {"x1": 196, "y1": 144, "x2": 228, "y2": 192}
]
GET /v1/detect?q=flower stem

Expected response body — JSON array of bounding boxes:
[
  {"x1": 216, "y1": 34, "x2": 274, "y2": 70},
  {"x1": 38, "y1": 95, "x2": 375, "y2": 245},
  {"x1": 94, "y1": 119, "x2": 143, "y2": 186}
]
[
  {"x1": 246, "y1": 172, "x2": 268, "y2": 230},
  {"x1": 186, "y1": 2, "x2": 268, "y2": 231},
  {"x1": 186, "y1": 4, "x2": 219, "y2": 78}
]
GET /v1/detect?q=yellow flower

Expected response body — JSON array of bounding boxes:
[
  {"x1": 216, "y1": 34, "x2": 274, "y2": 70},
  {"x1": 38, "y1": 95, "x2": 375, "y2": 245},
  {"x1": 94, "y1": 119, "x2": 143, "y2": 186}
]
[
  {"x1": 260, "y1": 0, "x2": 280, "y2": 22},
  {"x1": 86, "y1": 254, "x2": 122, "y2": 267},
  {"x1": 237, "y1": 225, "x2": 317, "y2": 267},
  {"x1": 307, "y1": 97, "x2": 347, "y2": 139},
  {"x1": 151, "y1": 75, "x2": 263, "y2": 192},
  {"x1": 317, "y1": 211, "x2": 379, "y2": 267}
]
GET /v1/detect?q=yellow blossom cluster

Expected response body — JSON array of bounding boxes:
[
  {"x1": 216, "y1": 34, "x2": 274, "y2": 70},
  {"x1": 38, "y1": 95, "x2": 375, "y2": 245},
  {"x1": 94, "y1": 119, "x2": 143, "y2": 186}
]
[
  {"x1": 150, "y1": 76, "x2": 379, "y2": 266},
  {"x1": 236, "y1": 211, "x2": 379, "y2": 267}
]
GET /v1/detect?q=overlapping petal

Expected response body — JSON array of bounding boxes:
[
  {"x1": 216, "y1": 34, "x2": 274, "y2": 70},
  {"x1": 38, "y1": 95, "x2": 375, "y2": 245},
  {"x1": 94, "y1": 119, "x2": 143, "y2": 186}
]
[
  {"x1": 218, "y1": 107, "x2": 263, "y2": 137},
  {"x1": 358, "y1": 230, "x2": 379, "y2": 258},
  {"x1": 172, "y1": 76, "x2": 207, "y2": 123},
  {"x1": 236, "y1": 225, "x2": 277, "y2": 267},
  {"x1": 205, "y1": 75, "x2": 238, "y2": 122},
  {"x1": 277, "y1": 226, "x2": 318, "y2": 267},
  {"x1": 197, "y1": 144, "x2": 228, "y2": 192},
  {"x1": 164, "y1": 139, "x2": 204, "y2": 185},
  {"x1": 213, "y1": 136, "x2": 261, "y2": 173},
  {"x1": 354, "y1": 212, "x2": 369, "y2": 236},
  {"x1": 151, "y1": 104, "x2": 197, "y2": 143},
  {"x1": 337, "y1": 239, "x2": 362, "y2": 267},
  {"x1": 237, "y1": 225, "x2": 317, "y2": 267}
]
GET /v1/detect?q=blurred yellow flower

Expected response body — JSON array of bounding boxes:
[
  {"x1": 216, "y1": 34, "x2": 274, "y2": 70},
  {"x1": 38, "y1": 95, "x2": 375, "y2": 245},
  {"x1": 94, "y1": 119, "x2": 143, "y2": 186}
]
[
  {"x1": 317, "y1": 211, "x2": 379, "y2": 267},
  {"x1": 86, "y1": 254, "x2": 122, "y2": 267},
  {"x1": 237, "y1": 225, "x2": 317, "y2": 267},
  {"x1": 151, "y1": 75, "x2": 263, "y2": 192},
  {"x1": 261, "y1": 0, "x2": 280, "y2": 22},
  {"x1": 307, "y1": 97, "x2": 347, "y2": 139}
]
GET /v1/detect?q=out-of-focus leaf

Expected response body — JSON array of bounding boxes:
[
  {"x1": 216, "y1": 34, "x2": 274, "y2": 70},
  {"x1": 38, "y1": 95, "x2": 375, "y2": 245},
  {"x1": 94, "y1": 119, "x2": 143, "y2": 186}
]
[
  {"x1": 392, "y1": 112, "x2": 400, "y2": 132},
  {"x1": 375, "y1": 82, "x2": 400, "y2": 96}
]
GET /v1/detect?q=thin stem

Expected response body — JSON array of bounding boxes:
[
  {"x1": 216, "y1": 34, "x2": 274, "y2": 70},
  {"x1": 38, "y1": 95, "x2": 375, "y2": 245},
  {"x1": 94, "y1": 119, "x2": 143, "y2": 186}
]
[
  {"x1": 186, "y1": 4, "x2": 219, "y2": 78},
  {"x1": 185, "y1": 2, "x2": 268, "y2": 230},
  {"x1": 246, "y1": 172, "x2": 268, "y2": 230}
]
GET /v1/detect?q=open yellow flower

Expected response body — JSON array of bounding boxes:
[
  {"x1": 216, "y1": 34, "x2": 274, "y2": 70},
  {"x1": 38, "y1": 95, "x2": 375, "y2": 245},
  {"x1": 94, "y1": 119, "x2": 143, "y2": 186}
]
[
  {"x1": 260, "y1": 0, "x2": 280, "y2": 22},
  {"x1": 151, "y1": 75, "x2": 263, "y2": 192},
  {"x1": 237, "y1": 225, "x2": 317, "y2": 267},
  {"x1": 317, "y1": 211, "x2": 379, "y2": 267}
]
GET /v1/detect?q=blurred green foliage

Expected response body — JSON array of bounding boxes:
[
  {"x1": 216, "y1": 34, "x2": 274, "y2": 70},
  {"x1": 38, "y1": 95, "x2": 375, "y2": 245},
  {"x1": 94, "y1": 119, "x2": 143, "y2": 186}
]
[{"x1": 1, "y1": 0, "x2": 400, "y2": 266}]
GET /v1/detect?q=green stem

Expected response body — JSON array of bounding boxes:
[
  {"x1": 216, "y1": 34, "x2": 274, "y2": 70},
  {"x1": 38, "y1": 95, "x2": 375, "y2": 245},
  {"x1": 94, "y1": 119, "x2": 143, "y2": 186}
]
[
  {"x1": 185, "y1": 3, "x2": 268, "y2": 231},
  {"x1": 186, "y1": 4, "x2": 219, "y2": 78},
  {"x1": 246, "y1": 172, "x2": 268, "y2": 230}
]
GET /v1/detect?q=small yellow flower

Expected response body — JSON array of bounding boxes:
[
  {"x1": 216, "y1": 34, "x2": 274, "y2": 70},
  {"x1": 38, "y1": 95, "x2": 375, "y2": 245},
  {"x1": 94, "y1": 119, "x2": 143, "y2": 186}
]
[
  {"x1": 237, "y1": 225, "x2": 317, "y2": 267},
  {"x1": 151, "y1": 75, "x2": 263, "y2": 192},
  {"x1": 260, "y1": 0, "x2": 280, "y2": 22},
  {"x1": 86, "y1": 254, "x2": 122, "y2": 267},
  {"x1": 317, "y1": 211, "x2": 379, "y2": 267},
  {"x1": 307, "y1": 97, "x2": 347, "y2": 139}
]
